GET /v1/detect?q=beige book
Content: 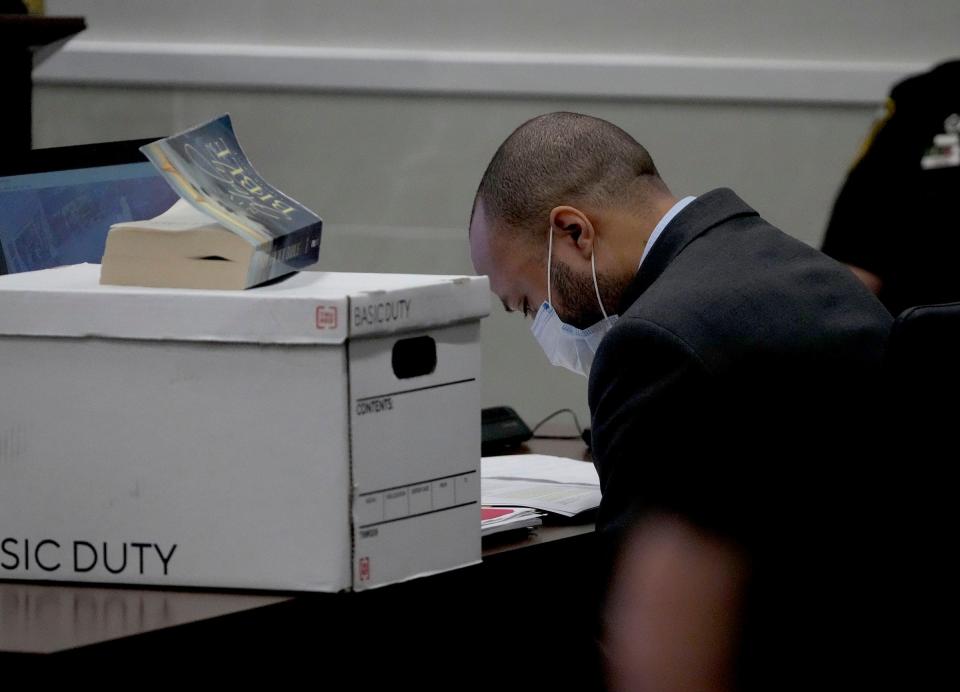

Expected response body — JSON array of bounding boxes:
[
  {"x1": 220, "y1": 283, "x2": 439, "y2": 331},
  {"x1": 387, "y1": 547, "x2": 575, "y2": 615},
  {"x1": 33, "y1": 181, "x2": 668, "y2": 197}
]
[{"x1": 101, "y1": 200, "x2": 261, "y2": 290}]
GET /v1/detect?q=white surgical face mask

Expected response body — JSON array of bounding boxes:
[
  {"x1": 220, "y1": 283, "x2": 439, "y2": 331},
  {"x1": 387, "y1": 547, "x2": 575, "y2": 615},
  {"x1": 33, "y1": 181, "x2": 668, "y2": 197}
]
[{"x1": 530, "y1": 227, "x2": 619, "y2": 377}]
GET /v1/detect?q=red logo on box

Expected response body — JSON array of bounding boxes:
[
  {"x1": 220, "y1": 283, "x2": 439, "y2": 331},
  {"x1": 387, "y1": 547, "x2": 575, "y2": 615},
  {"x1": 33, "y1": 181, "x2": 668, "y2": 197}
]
[
  {"x1": 316, "y1": 305, "x2": 338, "y2": 330},
  {"x1": 359, "y1": 557, "x2": 370, "y2": 581}
]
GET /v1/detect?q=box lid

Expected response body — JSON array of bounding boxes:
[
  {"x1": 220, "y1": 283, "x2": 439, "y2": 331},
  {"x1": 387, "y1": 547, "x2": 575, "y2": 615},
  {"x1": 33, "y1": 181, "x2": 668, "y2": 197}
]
[{"x1": 0, "y1": 264, "x2": 490, "y2": 344}]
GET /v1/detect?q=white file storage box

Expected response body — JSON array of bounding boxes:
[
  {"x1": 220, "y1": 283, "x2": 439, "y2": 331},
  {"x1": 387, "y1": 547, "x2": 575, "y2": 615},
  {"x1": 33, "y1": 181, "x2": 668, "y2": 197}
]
[{"x1": 0, "y1": 264, "x2": 489, "y2": 591}]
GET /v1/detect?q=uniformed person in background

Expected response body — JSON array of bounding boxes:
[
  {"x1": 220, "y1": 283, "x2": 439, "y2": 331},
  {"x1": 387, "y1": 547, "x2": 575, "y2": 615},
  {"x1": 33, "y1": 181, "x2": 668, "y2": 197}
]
[
  {"x1": 822, "y1": 60, "x2": 959, "y2": 692},
  {"x1": 822, "y1": 59, "x2": 960, "y2": 317}
]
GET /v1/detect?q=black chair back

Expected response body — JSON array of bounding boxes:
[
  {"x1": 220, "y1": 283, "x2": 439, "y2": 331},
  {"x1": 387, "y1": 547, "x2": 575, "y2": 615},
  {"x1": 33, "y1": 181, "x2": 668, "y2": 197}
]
[
  {"x1": 881, "y1": 301, "x2": 959, "y2": 688},
  {"x1": 885, "y1": 301, "x2": 960, "y2": 419}
]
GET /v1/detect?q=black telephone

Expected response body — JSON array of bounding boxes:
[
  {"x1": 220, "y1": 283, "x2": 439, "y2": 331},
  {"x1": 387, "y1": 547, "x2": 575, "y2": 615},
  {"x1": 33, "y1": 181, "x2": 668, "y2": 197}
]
[{"x1": 481, "y1": 406, "x2": 533, "y2": 456}]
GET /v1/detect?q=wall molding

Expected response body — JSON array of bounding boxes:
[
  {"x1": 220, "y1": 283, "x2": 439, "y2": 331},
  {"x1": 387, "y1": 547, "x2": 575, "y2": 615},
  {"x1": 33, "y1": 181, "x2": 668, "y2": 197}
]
[{"x1": 34, "y1": 40, "x2": 928, "y2": 105}]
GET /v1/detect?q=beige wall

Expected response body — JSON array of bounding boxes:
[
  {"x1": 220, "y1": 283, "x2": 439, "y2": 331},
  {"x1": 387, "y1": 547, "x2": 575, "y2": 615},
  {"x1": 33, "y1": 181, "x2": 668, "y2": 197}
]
[{"x1": 45, "y1": 0, "x2": 960, "y2": 62}]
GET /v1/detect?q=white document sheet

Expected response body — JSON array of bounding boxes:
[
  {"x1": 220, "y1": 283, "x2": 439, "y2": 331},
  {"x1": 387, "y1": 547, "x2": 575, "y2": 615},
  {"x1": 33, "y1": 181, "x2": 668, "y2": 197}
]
[{"x1": 481, "y1": 454, "x2": 600, "y2": 517}]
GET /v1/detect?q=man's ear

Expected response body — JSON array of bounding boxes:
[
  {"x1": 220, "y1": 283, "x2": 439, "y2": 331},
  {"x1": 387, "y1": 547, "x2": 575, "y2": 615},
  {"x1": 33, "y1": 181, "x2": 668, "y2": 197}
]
[{"x1": 550, "y1": 206, "x2": 596, "y2": 260}]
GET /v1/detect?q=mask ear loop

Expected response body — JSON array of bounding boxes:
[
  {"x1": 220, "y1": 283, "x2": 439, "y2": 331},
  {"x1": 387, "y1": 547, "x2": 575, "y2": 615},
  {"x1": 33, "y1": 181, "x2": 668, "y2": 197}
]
[
  {"x1": 591, "y1": 242, "x2": 610, "y2": 320},
  {"x1": 546, "y1": 225, "x2": 554, "y2": 307}
]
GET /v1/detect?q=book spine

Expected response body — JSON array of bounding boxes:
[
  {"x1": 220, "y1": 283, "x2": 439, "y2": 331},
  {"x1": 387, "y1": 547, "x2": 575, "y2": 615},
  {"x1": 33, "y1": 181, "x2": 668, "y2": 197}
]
[{"x1": 246, "y1": 220, "x2": 323, "y2": 286}]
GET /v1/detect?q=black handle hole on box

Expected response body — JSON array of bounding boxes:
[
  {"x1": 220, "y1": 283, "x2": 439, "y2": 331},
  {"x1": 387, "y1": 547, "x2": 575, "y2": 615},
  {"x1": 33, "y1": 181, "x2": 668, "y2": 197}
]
[{"x1": 391, "y1": 335, "x2": 437, "y2": 379}]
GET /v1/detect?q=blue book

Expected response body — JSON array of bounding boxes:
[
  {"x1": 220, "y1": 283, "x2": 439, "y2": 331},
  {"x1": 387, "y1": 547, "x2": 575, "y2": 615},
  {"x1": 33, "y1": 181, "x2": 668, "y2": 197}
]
[{"x1": 101, "y1": 114, "x2": 322, "y2": 289}]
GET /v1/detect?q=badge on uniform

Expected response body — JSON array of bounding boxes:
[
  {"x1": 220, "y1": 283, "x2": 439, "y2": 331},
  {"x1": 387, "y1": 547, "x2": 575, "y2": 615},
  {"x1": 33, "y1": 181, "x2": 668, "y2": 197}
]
[{"x1": 921, "y1": 113, "x2": 960, "y2": 170}]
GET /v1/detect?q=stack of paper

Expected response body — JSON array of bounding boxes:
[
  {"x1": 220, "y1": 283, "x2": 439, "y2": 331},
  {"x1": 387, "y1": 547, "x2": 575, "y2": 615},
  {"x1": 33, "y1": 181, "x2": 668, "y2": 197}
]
[
  {"x1": 481, "y1": 506, "x2": 543, "y2": 537},
  {"x1": 481, "y1": 454, "x2": 601, "y2": 518}
]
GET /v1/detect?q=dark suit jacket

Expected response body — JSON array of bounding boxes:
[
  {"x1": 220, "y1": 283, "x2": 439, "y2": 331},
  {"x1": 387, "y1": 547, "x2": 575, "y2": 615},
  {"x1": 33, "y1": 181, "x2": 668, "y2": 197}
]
[{"x1": 588, "y1": 188, "x2": 894, "y2": 688}]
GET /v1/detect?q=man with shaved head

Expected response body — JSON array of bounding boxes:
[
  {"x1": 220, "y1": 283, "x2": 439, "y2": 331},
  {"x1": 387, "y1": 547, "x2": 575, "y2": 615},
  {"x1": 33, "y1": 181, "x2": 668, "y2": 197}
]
[{"x1": 470, "y1": 112, "x2": 893, "y2": 690}]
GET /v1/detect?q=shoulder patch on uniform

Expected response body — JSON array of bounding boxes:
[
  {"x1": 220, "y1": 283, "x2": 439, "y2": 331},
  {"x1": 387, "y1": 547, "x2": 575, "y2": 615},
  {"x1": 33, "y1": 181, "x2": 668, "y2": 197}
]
[{"x1": 849, "y1": 97, "x2": 896, "y2": 171}]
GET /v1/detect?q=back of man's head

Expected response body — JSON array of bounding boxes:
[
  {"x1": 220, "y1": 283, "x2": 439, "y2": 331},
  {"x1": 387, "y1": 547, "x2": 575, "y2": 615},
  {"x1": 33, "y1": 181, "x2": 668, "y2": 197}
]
[{"x1": 473, "y1": 112, "x2": 664, "y2": 241}]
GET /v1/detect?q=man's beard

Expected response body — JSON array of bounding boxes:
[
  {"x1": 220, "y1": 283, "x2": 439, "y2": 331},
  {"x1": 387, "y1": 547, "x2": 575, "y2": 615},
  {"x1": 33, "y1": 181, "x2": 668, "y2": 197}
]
[{"x1": 551, "y1": 259, "x2": 631, "y2": 329}]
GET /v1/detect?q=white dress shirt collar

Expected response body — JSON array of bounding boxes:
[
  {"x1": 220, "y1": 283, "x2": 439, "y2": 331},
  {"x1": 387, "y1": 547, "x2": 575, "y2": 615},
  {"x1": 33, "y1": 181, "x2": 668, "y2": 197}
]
[{"x1": 638, "y1": 195, "x2": 697, "y2": 269}]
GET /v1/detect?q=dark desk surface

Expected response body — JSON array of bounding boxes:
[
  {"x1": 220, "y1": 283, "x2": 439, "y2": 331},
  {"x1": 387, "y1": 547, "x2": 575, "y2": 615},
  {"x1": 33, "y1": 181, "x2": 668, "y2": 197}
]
[
  {"x1": 1, "y1": 437, "x2": 598, "y2": 667},
  {"x1": 0, "y1": 584, "x2": 287, "y2": 654}
]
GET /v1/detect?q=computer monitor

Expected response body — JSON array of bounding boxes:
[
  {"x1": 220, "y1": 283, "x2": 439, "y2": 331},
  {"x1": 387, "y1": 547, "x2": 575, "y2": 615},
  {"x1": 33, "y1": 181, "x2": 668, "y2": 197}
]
[{"x1": 0, "y1": 139, "x2": 179, "y2": 276}]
